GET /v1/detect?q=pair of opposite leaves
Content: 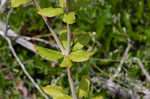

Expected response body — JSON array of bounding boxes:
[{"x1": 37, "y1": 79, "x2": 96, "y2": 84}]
[
  {"x1": 42, "y1": 75, "x2": 102, "y2": 99},
  {"x1": 11, "y1": 0, "x2": 75, "y2": 24},
  {"x1": 35, "y1": 46, "x2": 94, "y2": 68}
]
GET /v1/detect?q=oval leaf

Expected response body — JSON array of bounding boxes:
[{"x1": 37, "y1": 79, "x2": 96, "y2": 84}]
[
  {"x1": 59, "y1": 0, "x2": 66, "y2": 8},
  {"x1": 72, "y1": 42, "x2": 84, "y2": 51},
  {"x1": 38, "y1": 7, "x2": 64, "y2": 17},
  {"x1": 79, "y1": 75, "x2": 90, "y2": 98},
  {"x1": 76, "y1": 33, "x2": 90, "y2": 45},
  {"x1": 69, "y1": 50, "x2": 89, "y2": 62},
  {"x1": 11, "y1": 0, "x2": 31, "y2": 7},
  {"x1": 60, "y1": 56, "x2": 72, "y2": 68},
  {"x1": 43, "y1": 85, "x2": 72, "y2": 99},
  {"x1": 35, "y1": 46, "x2": 63, "y2": 61},
  {"x1": 63, "y1": 12, "x2": 76, "y2": 24}
]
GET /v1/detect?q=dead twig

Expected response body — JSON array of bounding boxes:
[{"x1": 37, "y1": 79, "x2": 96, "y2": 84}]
[
  {"x1": 22, "y1": 36, "x2": 58, "y2": 48},
  {"x1": 5, "y1": 37, "x2": 49, "y2": 99},
  {"x1": 4, "y1": 8, "x2": 49, "y2": 99},
  {"x1": 51, "y1": 73, "x2": 65, "y2": 85},
  {"x1": 66, "y1": 0, "x2": 78, "y2": 99},
  {"x1": 133, "y1": 57, "x2": 150, "y2": 82},
  {"x1": 110, "y1": 43, "x2": 131, "y2": 80}
]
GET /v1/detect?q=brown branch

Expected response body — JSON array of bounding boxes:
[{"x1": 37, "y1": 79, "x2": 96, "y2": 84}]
[
  {"x1": 67, "y1": 68, "x2": 77, "y2": 99},
  {"x1": 66, "y1": 0, "x2": 71, "y2": 55},
  {"x1": 66, "y1": 24, "x2": 71, "y2": 55},
  {"x1": 66, "y1": 0, "x2": 77, "y2": 99},
  {"x1": 32, "y1": 0, "x2": 65, "y2": 54}
]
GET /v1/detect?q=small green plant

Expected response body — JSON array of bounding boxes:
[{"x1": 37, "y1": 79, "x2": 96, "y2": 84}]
[{"x1": 11, "y1": 0, "x2": 97, "y2": 99}]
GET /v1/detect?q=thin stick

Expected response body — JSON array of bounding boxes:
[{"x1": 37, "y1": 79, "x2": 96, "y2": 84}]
[
  {"x1": 110, "y1": 43, "x2": 131, "y2": 80},
  {"x1": 67, "y1": 68, "x2": 77, "y2": 99},
  {"x1": 134, "y1": 57, "x2": 150, "y2": 82},
  {"x1": 5, "y1": 7, "x2": 13, "y2": 36},
  {"x1": 5, "y1": 37, "x2": 49, "y2": 99},
  {"x1": 51, "y1": 73, "x2": 65, "y2": 85},
  {"x1": 22, "y1": 36, "x2": 58, "y2": 48},
  {"x1": 32, "y1": 0, "x2": 65, "y2": 54}
]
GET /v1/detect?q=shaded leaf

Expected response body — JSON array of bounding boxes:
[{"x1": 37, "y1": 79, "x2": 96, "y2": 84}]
[
  {"x1": 76, "y1": 33, "x2": 90, "y2": 45},
  {"x1": 38, "y1": 7, "x2": 64, "y2": 17},
  {"x1": 35, "y1": 46, "x2": 63, "y2": 61},
  {"x1": 69, "y1": 50, "x2": 89, "y2": 62},
  {"x1": 11, "y1": 0, "x2": 31, "y2": 7},
  {"x1": 63, "y1": 12, "x2": 76, "y2": 24},
  {"x1": 42, "y1": 85, "x2": 72, "y2": 99},
  {"x1": 79, "y1": 75, "x2": 90, "y2": 98},
  {"x1": 60, "y1": 56, "x2": 72, "y2": 68},
  {"x1": 59, "y1": 29, "x2": 73, "y2": 49}
]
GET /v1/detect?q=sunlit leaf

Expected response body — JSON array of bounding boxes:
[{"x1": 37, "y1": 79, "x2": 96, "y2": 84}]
[
  {"x1": 79, "y1": 75, "x2": 90, "y2": 98},
  {"x1": 35, "y1": 46, "x2": 63, "y2": 61},
  {"x1": 91, "y1": 96, "x2": 103, "y2": 99},
  {"x1": 43, "y1": 85, "x2": 72, "y2": 99},
  {"x1": 87, "y1": 50, "x2": 96, "y2": 57},
  {"x1": 62, "y1": 40, "x2": 68, "y2": 49},
  {"x1": 59, "y1": 28, "x2": 67, "y2": 35},
  {"x1": 11, "y1": 0, "x2": 31, "y2": 7},
  {"x1": 72, "y1": 42, "x2": 84, "y2": 51},
  {"x1": 69, "y1": 50, "x2": 89, "y2": 62},
  {"x1": 59, "y1": 0, "x2": 66, "y2": 8},
  {"x1": 63, "y1": 12, "x2": 76, "y2": 24},
  {"x1": 38, "y1": 7, "x2": 64, "y2": 17},
  {"x1": 60, "y1": 56, "x2": 72, "y2": 68}
]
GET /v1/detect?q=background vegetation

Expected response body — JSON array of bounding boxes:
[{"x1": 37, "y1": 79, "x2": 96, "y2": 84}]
[{"x1": 0, "y1": 0, "x2": 150, "y2": 99}]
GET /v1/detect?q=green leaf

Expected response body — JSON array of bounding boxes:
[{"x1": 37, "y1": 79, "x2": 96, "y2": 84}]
[
  {"x1": 87, "y1": 50, "x2": 96, "y2": 57},
  {"x1": 72, "y1": 42, "x2": 84, "y2": 51},
  {"x1": 62, "y1": 40, "x2": 68, "y2": 49},
  {"x1": 11, "y1": 0, "x2": 31, "y2": 7},
  {"x1": 59, "y1": 28, "x2": 67, "y2": 35},
  {"x1": 79, "y1": 75, "x2": 90, "y2": 98},
  {"x1": 60, "y1": 56, "x2": 72, "y2": 68},
  {"x1": 38, "y1": 7, "x2": 64, "y2": 17},
  {"x1": 69, "y1": 50, "x2": 90, "y2": 62},
  {"x1": 35, "y1": 46, "x2": 63, "y2": 61},
  {"x1": 59, "y1": 29, "x2": 73, "y2": 49},
  {"x1": 63, "y1": 12, "x2": 76, "y2": 24},
  {"x1": 59, "y1": 0, "x2": 66, "y2": 8},
  {"x1": 43, "y1": 85, "x2": 72, "y2": 99},
  {"x1": 76, "y1": 33, "x2": 90, "y2": 45},
  {"x1": 91, "y1": 96, "x2": 103, "y2": 99}
]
